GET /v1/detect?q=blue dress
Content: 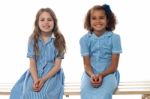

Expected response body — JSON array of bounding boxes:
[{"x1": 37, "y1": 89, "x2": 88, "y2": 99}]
[
  {"x1": 80, "y1": 31, "x2": 122, "y2": 99},
  {"x1": 10, "y1": 36, "x2": 64, "y2": 99}
]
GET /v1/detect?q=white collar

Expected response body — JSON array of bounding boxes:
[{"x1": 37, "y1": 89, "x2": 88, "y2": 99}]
[{"x1": 51, "y1": 33, "x2": 55, "y2": 38}]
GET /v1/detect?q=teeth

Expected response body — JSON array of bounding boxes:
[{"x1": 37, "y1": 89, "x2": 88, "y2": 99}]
[
  {"x1": 43, "y1": 26, "x2": 50, "y2": 28},
  {"x1": 96, "y1": 24, "x2": 101, "y2": 26},
  {"x1": 95, "y1": 25, "x2": 101, "y2": 27}
]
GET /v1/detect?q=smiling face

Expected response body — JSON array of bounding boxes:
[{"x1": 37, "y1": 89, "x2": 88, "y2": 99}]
[
  {"x1": 90, "y1": 9, "x2": 107, "y2": 35},
  {"x1": 38, "y1": 11, "x2": 54, "y2": 34}
]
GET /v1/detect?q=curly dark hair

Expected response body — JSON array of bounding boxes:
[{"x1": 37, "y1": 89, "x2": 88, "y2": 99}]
[{"x1": 84, "y1": 4, "x2": 117, "y2": 32}]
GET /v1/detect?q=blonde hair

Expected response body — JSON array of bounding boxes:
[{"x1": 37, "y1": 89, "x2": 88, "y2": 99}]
[{"x1": 30, "y1": 8, "x2": 66, "y2": 57}]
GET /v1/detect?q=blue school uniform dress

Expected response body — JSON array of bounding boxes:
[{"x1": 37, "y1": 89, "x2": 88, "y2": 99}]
[
  {"x1": 10, "y1": 35, "x2": 64, "y2": 99},
  {"x1": 80, "y1": 31, "x2": 122, "y2": 99}
]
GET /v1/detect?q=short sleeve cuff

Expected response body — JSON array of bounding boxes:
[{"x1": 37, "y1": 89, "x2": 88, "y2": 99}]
[
  {"x1": 27, "y1": 53, "x2": 35, "y2": 58},
  {"x1": 81, "y1": 52, "x2": 89, "y2": 56},
  {"x1": 57, "y1": 56, "x2": 64, "y2": 59},
  {"x1": 112, "y1": 50, "x2": 122, "y2": 54},
  {"x1": 56, "y1": 51, "x2": 65, "y2": 59}
]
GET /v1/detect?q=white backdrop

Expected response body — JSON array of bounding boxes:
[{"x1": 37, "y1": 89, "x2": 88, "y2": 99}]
[{"x1": 0, "y1": 0, "x2": 150, "y2": 84}]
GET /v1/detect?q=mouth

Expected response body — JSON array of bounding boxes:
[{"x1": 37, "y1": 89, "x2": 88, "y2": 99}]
[
  {"x1": 43, "y1": 26, "x2": 50, "y2": 29},
  {"x1": 95, "y1": 23, "x2": 103, "y2": 26},
  {"x1": 94, "y1": 24, "x2": 103, "y2": 28}
]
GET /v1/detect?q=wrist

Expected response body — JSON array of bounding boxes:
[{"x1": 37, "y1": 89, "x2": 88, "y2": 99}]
[
  {"x1": 42, "y1": 77, "x2": 47, "y2": 82},
  {"x1": 33, "y1": 77, "x2": 39, "y2": 82},
  {"x1": 86, "y1": 71, "x2": 94, "y2": 78},
  {"x1": 99, "y1": 73, "x2": 104, "y2": 78},
  {"x1": 90, "y1": 74, "x2": 95, "y2": 78}
]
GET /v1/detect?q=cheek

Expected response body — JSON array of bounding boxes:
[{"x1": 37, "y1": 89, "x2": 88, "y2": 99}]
[
  {"x1": 38, "y1": 24, "x2": 42, "y2": 30},
  {"x1": 50, "y1": 22, "x2": 55, "y2": 28},
  {"x1": 38, "y1": 22, "x2": 43, "y2": 28},
  {"x1": 51, "y1": 21, "x2": 54, "y2": 26},
  {"x1": 90, "y1": 21, "x2": 95, "y2": 27}
]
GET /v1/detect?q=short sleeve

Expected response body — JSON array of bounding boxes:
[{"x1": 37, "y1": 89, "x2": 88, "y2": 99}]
[
  {"x1": 56, "y1": 51, "x2": 65, "y2": 59},
  {"x1": 79, "y1": 36, "x2": 90, "y2": 56},
  {"x1": 27, "y1": 39, "x2": 35, "y2": 58},
  {"x1": 112, "y1": 34, "x2": 122, "y2": 54}
]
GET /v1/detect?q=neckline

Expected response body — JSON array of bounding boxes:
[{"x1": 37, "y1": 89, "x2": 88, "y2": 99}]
[{"x1": 90, "y1": 31, "x2": 112, "y2": 39}]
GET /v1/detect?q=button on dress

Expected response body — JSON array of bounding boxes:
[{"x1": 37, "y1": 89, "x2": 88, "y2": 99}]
[
  {"x1": 10, "y1": 36, "x2": 64, "y2": 99},
  {"x1": 80, "y1": 31, "x2": 122, "y2": 99}
]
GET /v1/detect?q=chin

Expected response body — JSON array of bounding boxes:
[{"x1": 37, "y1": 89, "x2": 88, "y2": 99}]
[{"x1": 43, "y1": 30, "x2": 51, "y2": 33}]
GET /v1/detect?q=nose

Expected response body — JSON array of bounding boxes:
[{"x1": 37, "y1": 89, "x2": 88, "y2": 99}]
[
  {"x1": 95, "y1": 19, "x2": 101, "y2": 23},
  {"x1": 44, "y1": 20, "x2": 49, "y2": 24}
]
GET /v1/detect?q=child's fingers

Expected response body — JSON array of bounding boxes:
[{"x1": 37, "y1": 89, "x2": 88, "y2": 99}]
[
  {"x1": 32, "y1": 80, "x2": 42, "y2": 92},
  {"x1": 92, "y1": 83, "x2": 101, "y2": 88},
  {"x1": 35, "y1": 79, "x2": 44, "y2": 91},
  {"x1": 32, "y1": 84, "x2": 39, "y2": 92},
  {"x1": 90, "y1": 75, "x2": 101, "y2": 88}
]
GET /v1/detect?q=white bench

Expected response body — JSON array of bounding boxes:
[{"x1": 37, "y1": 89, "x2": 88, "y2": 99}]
[{"x1": 0, "y1": 81, "x2": 150, "y2": 99}]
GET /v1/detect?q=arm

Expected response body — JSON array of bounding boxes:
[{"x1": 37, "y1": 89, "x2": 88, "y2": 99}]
[
  {"x1": 99, "y1": 54, "x2": 120, "y2": 78},
  {"x1": 29, "y1": 58, "x2": 38, "y2": 82},
  {"x1": 33, "y1": 58, "x2": 62, "y2": 92},
  {"x1": 29, "y1": 58, "x2": 41, "y2": 91},
  {"x1": 83, "y1": 56, "x2": 102, "y2": 88},
  {"x1": 42, "y1": 58, "x2": 62, "y2": 82},
  {"x1": 101, "y1": 34, "x2": 122, "y2": 77},
  {"x1": 83, "y1": 56, "x2": 94, "y2": 77},
  {"x1": 80, "y1": 35, "x2": 101, "y2": 87},
  {"x1": 80, "y1": 35, "x2": 93, "y2": 77}
]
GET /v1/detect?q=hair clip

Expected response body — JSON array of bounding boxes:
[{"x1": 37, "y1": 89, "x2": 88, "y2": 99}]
[{"x1": 102, "y1": 4, "x2": 112, "y2": 14}]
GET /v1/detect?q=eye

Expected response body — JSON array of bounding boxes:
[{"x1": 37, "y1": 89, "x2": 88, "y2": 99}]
[
  {"x1": 47, "y1": 18, "x2": 53, "y2": 21},
  {"x1": 91, "y1": 16, "x2": 96, "y2": 20},
  {"x1": 40, "y1": 19, "x2": 44, "y2": 21},
  {"x1": 99, "y1": 16, "x2": 106, "y2": 19},
  {"x1": 99, "y1": 17, "x2": 104, "y2": 19}
]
